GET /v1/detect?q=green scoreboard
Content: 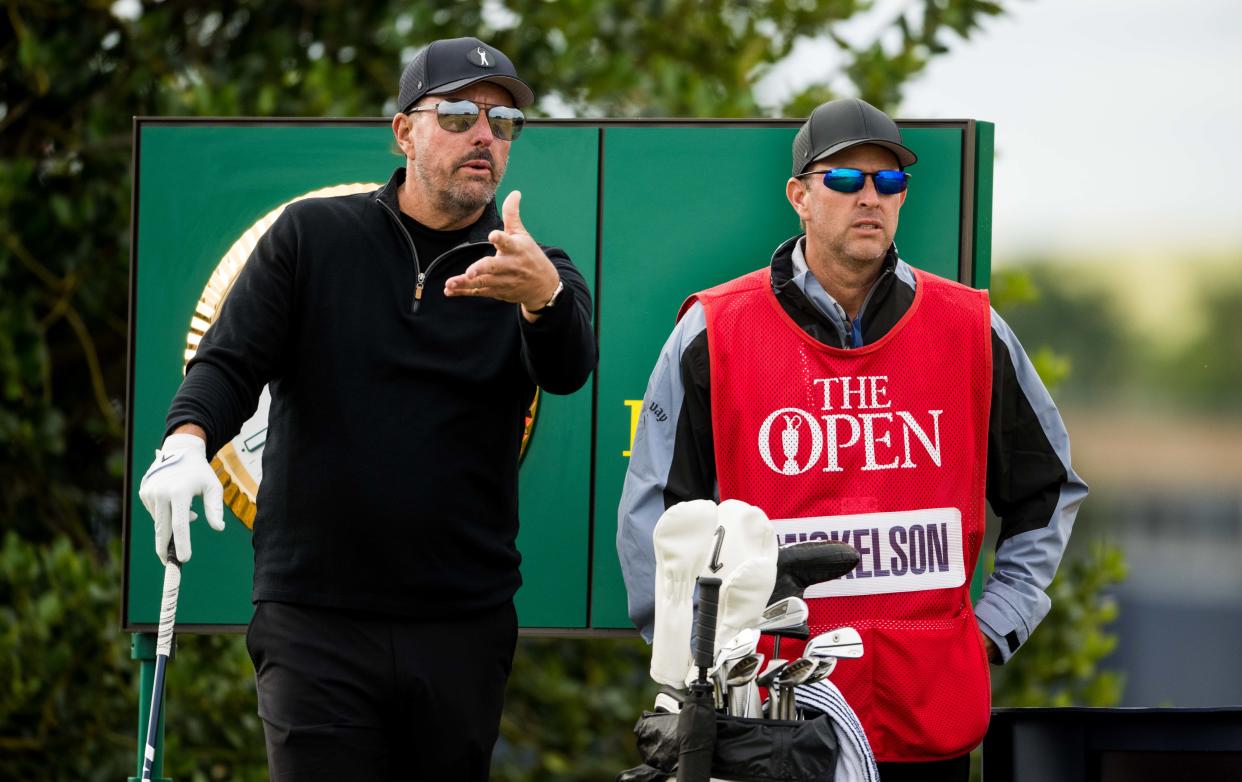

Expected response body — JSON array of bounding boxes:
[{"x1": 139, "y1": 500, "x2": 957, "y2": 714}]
[{"x1": 124, "y1": 118, "x2": 994, "y2": 633}]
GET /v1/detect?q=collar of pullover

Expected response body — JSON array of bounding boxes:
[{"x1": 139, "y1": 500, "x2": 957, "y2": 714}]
[{"x1": 373, "y1": 166, "x2": 504, "y2": 245}]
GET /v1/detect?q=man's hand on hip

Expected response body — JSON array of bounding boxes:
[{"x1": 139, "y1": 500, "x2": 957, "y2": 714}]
[
  {"x1": 443, "y1": 190, "x2": 561, "y2": 319},
  {"x1": 138, "y1": 431, "x2": 225, "y2": 564},
  {"x1": 980, "y1": 628, "x2": 1000, "y2": 664}
]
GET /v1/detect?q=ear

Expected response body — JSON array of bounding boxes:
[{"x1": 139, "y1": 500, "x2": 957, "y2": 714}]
[
  {"x1": 786, "y1": 177, "x2": 810, "y2": 221},
  {"x1": 392, "y1": 113, "x2": 415, "y2": 159}
]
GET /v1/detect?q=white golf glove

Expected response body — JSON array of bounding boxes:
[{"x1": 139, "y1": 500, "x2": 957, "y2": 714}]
[
  {"x1": 707, "y1": 499, "x2": 778, "y2": 647},
  {"x1": 139, "y1": 433, "x2": 225, "y2": 565},
  {"x1": 650, "y1": 499, "x2": 719, "y2": 687}
]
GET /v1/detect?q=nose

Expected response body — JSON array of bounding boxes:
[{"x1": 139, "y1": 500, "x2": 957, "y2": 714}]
[
  {"x1": 857, "y1": 174, "x2": 881, "y2": 207},
  {"x1": 468, "y1": 112, "x2": 496, "y2": 146}
]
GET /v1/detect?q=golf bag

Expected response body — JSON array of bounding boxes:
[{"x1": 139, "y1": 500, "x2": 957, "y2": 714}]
[{"x1": 618, "y1": 710, "x2": 838, "y2": 782}]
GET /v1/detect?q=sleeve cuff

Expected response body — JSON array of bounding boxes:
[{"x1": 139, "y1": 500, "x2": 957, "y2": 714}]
[
  {"x1": 520, "y1": 283, "x2": 575, "y2": 330},
  {"x1": 975, "y1": 593, "x2": 1028, "y2": 664}
]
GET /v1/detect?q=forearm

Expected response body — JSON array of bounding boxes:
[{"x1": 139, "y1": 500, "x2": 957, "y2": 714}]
[
  {"x1": 165, "y1": 357, "x2": 265, "y2": 456},
  {"x1": 980, "y1": 309, "x2": 1088, "y2": 661},
  {"x1": 617, "y1": 304, "x2": 715, "y2": 638}
]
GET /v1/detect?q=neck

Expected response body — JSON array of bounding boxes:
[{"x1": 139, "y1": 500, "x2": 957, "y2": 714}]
[
  {"x1": 397, "y1": 168, "x2": 484, "y2": 231},
  {"x1": 803, "y1": 240, "x2": 886, "y2": 320}
]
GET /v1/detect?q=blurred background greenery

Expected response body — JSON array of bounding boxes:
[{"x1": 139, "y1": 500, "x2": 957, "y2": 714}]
[{"x1": 7, "y1": 0, "x2": 1238, "y2": 779}]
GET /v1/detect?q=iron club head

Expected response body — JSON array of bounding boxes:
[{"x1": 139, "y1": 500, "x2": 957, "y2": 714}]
[{"x1": 805, "y1": 626, "x2": 864, "y2": 660}]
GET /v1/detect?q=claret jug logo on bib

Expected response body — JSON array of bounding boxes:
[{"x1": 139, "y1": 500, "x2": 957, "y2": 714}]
[{"x1": 757, "y1": 374, "x2": 944, "y2": 476}]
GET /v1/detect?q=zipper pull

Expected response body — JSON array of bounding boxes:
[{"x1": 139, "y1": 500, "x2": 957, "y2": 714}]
[{"x1": 415, "y1": 272, "x2": 426, "y2": 301}]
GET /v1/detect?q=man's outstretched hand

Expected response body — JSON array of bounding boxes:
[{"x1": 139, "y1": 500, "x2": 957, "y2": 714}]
[{"x1": 444, "y1": 190, "x2": 561, "y2": 320}]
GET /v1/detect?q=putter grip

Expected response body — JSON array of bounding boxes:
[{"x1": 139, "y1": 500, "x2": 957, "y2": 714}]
[{"x1": 693, "y1": 577, "x2": 722, "y2": 671}]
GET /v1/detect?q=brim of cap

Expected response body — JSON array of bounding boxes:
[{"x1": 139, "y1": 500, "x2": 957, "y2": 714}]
[
  {"x1": 429, "y1": 75, "x2": 535, "y2": 108},
  {"x1": 807, "y1": 138, "x2": 918, "y2": 170}
]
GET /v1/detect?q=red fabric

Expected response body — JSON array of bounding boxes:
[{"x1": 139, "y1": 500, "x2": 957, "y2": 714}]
[{"x1": 686, "y1": 267, "x2": 993, "y2": 761}]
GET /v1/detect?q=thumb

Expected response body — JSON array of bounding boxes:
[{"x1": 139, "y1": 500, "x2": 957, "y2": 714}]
[{"x1": 502, "y1": 190, "x2": 525, "y2": 234}]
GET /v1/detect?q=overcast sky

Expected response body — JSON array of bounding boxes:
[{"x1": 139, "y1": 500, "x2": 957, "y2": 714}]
[{"x1": 761, "y1": 0, "x2": 1242, "y2": 263}]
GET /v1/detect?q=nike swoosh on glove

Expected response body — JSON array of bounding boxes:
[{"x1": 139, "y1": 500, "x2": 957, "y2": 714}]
[
  {"x1": 650, "y1": 499, "x2": 718, "y2": 687},
  {"x1": 706, "y1": 499, "x2": 778, "y2": 648},
  {"x1": 139, "y1": 433, "x2": 225, "y2": 564}
]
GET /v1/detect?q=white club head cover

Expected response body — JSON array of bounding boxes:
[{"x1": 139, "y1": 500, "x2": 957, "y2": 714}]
[
  {"x1": 706, "y1": 500, "x2": 778, "y2": 647},
  {"x1": 650, "y1": 499, "x2": 719, "y2": 687}
]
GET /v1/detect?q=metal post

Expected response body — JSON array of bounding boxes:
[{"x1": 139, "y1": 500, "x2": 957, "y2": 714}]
[{"x1": 130, "y1": 632, "x2": 173, "y2": 782}]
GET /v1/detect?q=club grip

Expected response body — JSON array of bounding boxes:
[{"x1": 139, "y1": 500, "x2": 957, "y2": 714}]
[
  {"x1": 155, "y1": 559, "x2": 182, "y2": 657},
  {"x1": 693, "y1": 576, "x2": 722, "y2": 671}
]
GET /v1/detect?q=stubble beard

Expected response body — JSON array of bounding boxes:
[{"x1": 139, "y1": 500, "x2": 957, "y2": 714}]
[
  {"x1": 414, "y1": 150, "x2": 507, "y2": 223},
  {"x1": 827, "y1": 231, "x2": 891, "y2": 274}
]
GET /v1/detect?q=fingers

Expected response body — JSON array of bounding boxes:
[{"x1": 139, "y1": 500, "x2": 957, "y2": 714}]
[
  {"x1": 170, "y1": 493, "x2": 193, "y2": 563},
  {"x1": 153, "y1": 499, "x2": 172, "y2": 565},
  {"x1": 204, "y1": 475, "x2": 226, "y2": 531},
  {"x1": 501, "y1": 190, "x2": 524, "y2": 234},
  {"x1": 488, "y1": 227, "x2": 524, "y2": 254},
  {"x1": 445, "y1": 257, "x2": 506, "y2": 298}
]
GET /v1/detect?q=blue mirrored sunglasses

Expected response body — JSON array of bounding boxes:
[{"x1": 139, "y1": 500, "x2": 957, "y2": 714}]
[{"x1": 799, "y1": 168, "x2": 910, "y2": 195}]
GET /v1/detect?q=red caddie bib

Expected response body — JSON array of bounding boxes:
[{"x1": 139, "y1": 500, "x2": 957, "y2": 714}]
[{"x1": 682, "y1": 266, "x2": 993, "y2": 762}]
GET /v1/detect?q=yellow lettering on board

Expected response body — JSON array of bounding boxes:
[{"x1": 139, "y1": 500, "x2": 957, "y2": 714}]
[{"x1": 623, "y1": 399, "x2": 643, "y2": 457}]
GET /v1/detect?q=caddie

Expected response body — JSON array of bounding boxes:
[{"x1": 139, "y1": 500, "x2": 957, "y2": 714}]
[
  {"x1": 139, "y1": 36, "x2": 596, "y2": 780},
  {"x1": 617, "y1": 97, "x2": 1086, "y2": 781}
]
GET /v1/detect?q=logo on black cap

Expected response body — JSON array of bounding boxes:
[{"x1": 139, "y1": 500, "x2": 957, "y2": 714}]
[{"x1": 467, "y1": 46, "x2": 494, "y2": 68}]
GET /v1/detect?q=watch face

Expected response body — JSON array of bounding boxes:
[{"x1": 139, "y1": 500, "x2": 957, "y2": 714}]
[{"x1": 185, "y1": 183, "x2": 540, "y2": 528}]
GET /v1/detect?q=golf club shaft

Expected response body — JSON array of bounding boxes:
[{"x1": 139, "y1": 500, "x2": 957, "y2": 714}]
[
  {"x1": 141, "y1": 557, "x2": 181, "y2": 781},
  {"x1": 677, "y1": 577, "x2": 722, "y2": 782}
]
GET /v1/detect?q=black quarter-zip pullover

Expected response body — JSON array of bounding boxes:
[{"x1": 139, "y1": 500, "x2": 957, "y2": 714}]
[{"x1": 166, "y1": 167, "x2": 596, "y2": 617}]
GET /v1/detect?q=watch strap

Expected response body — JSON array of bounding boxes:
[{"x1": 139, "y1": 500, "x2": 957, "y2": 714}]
[{"x1": 530, "y1": 279, "x2": 564, "y2": 314}]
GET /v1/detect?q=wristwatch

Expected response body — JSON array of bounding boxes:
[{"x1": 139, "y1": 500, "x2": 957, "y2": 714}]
[{"x1": 529, "y1": 279, "x2": 564, "y2": 314}]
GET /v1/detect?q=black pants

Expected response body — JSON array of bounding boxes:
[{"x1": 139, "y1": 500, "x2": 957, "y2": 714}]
[
  {"x1": 877, "y1": 753, "x2": 971, "y2": 781},
  {"x1": 246, "y1": 600, "x2": 518, "y2": 781}
]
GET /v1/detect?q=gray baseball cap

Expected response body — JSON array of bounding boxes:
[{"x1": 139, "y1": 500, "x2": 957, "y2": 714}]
[
  {"x1": 397, "y1": 37, "x2": 534, "y2": 113},
  {"x1": 792, "y1": 98, "x2": 917, "y2": 175}
]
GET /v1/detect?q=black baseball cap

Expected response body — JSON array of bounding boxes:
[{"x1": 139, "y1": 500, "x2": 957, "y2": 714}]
[
  {"x1": 792, "y1": 98, "x2": 917, "y2": 175},
  {"x1": 397, "y1": 37, "x2": 534, "y2": 113}
]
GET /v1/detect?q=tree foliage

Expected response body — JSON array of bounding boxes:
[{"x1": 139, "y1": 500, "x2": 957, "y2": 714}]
[
  {"x1": 0, "y1": 533, "x2": 133, "y2": 781},
  {"x1": 990, "y1": 540, "x2": 1127, "y2": 708},
  {"x1": 495, "y1": 637, "x2": 657, "y2": 781},
  {"x1": 991, "y1": 260, "x2": 1242, "y2": 414},
  {"x1": 0, "y1": 533, "x2": 268, "y2": 781},
  {"x1": 1165, "y1": 270, "x2": 1242, "y2": 413}
]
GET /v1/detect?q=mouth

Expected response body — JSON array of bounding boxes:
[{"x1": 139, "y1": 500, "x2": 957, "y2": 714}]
[
  {"x1": 458, "y1": 158, "x2": 494, "y2": 175},
  {"x1": 851, "y1": 218, "x2": 883, "y2": 233}
]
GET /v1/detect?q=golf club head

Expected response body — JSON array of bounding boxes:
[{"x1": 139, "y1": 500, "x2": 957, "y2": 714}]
[
  {"x1": 805, "y1": 626, "x2": 864, "y2": 660},
  {"x1": 773, "y1": 657, "x2": 817, "y2": 687},
  {"x1": 773, "y1": 658, "x2": 817, "y2": 720},
  {"x1": 724, "y1": 653, "x2": 764, "y2": 718},
  {"x1": 807, "y1": 657, "x2": 837, "y2": 682},
  {"x1": 758, "y1": 596, "x2": 809, "y2": 632},
  {"x1": 768, "y1": 540, "x2": 861, "y2": 604},
  {"x1": 718, "y1": 627, "x2": 761, "y2": 666},
  {"x1": 755, "y1": 658, "x2": 788, "y2": 689},
  {"x1": 725, "y1": 653, "x2": 764, "y2": 687},
  {"x1": 688, "y1": 626, "x2": 762, "y2": 688}
]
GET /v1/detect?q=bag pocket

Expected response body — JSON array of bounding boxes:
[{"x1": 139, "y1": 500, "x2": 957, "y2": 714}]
[{"x1": 868, "y1": 610, "x2": 990, "y2": 761}]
